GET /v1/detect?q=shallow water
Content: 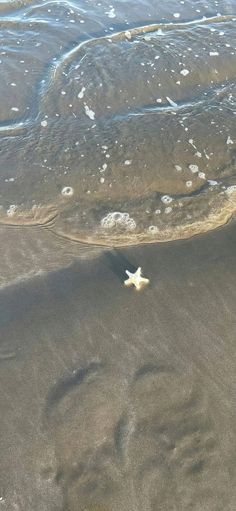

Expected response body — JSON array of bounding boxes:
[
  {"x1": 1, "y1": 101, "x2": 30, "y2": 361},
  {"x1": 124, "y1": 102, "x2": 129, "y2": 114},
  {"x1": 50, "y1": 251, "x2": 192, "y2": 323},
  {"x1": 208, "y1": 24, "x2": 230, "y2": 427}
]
[{"x1": 0, "y1": 0, "x2": 235, "y2": 246}]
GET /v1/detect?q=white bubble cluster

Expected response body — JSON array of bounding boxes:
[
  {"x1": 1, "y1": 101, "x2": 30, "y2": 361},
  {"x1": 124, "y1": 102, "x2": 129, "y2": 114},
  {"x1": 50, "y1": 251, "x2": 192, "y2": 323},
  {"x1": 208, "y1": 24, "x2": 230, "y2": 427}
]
[
  {"x1": 226, "y1": 185, "x2": 236, "y2": 195},
  {"x1": 101, "y1": 211, "x2": 136, "y2": 230}
]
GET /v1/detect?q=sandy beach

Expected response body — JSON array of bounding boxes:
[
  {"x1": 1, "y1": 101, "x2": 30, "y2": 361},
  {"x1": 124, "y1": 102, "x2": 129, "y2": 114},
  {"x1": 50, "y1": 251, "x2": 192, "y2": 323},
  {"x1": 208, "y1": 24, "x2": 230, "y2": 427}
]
[
  {"x1": 0, "y1": 221, "x2": 236, "y2": 510},
  {"x1": 0, "y1": 0, "x2": 235, "y2": 508}
]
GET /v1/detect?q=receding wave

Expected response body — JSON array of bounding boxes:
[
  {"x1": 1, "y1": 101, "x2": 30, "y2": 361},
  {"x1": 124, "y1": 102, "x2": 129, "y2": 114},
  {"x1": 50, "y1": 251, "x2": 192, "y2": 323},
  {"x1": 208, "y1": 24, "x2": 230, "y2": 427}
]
[{"x1": 0, "y1": 4, "x2": 235, "y2": 247}]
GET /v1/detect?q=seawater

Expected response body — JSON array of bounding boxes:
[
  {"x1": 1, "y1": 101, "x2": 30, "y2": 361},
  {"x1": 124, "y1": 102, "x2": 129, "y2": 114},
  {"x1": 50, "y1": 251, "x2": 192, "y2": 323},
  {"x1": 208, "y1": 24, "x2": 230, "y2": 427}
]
[{"x1": 0, "y1": 0, "x2": 235, "y2": 246}]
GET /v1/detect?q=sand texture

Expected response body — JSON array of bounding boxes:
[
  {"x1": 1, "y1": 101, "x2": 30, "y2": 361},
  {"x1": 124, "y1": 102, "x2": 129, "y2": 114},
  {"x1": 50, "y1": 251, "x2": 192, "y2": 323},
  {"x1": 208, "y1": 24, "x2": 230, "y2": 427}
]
[{"x1": 0, "y1": 222, "x2": 236, "y2": 510}]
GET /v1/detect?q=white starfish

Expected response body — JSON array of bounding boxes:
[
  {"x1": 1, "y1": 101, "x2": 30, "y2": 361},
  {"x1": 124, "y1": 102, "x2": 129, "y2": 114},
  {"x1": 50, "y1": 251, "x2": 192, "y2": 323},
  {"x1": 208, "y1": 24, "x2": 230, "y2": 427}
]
[{"x1": 124, "y1": 267, "x2": 149, "y2": 291}]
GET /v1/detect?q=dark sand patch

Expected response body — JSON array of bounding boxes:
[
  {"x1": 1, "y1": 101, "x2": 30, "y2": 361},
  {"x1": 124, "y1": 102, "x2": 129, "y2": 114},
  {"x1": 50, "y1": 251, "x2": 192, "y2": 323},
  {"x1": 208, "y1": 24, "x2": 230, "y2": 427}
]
[{"x1": 0, "y1": 222, "x2": 236, "y2": 510}]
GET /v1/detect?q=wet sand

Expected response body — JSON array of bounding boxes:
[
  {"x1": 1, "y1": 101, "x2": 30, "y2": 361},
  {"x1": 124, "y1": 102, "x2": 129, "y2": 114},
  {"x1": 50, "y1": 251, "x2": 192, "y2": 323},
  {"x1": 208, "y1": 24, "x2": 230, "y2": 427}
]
[
  {"x1": 0, "y1": 0, "x2": 236, "y2": 508},
  {"x1": 0, "y1": 222, "x2": 236, "y2": 510}
]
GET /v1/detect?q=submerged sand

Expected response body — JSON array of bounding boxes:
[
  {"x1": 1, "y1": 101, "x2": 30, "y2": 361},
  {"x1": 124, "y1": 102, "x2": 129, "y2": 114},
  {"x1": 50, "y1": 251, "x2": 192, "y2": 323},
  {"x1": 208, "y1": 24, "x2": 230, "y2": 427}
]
[
  {"x1": 0, "y1": 8, "x2": 235, "y2": 247},
  {"x1": 0, "y1": 221, "x2": 236, "y2": 510}
]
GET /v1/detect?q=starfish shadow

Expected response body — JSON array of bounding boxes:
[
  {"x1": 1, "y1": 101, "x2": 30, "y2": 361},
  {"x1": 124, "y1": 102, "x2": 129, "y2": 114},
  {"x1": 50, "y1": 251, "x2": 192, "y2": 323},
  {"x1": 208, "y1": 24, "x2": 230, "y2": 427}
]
[{"x1": 103, "y1": 249, "x2": 137, "y2": 284}]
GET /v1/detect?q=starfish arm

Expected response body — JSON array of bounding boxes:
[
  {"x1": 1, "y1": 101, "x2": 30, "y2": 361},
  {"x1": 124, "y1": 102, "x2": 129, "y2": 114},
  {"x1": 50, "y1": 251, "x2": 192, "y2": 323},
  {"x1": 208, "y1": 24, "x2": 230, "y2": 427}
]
[
  {"x1": 141, "y1": 277, "x2": 149, "y2": 285},
  {"x1": 124, "y1": 277, "x2": 132, "y2": 287},
  {"x1": 135, "y1": 278, "x2": 149, "y2": 290}
]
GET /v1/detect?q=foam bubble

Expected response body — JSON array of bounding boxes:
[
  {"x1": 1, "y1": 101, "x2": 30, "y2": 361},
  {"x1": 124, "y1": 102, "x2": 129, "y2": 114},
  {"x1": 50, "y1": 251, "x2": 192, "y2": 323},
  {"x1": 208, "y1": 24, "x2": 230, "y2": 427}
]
[
  {"x1": 161, "y1": 195, "x2": 173, "y2": 204},
  {"x1": 227, "y1": 136, "x2": 233, "y2": 145},
  {"x1": 61, "y1": 186, "x2": 74, "y2": 197},
  {"x1": 7, "y1": 204, "x2": 18, "y2": 217},
  {"x1": 106, "y1": 7, "x2": 116, "y2": 18},
  {"x1": 148, "y1": 225, "x2": 159, "y2": 234},
  {"x1": 189, "y1": 164, "x2": 199, "y2": 173},
  {"x1": 198, "y1": 172, "x2": 206, "y2": 180},
  {"x1": 180, "y1": 69, "x2": 189, "y2": 76},
  {"x1": 186, "y1": 180, "x2": 192, "y2": 187},
  {"x1": 78, "y1": 87, "x2": 86, "y2": 99},
  {"x1": 126, "y1": 218, "x2": 136, "y2": 230},
  {"x1": 84, "y1": 105, "x2": 95, "y2": 120}
]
